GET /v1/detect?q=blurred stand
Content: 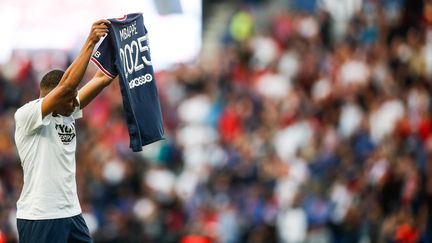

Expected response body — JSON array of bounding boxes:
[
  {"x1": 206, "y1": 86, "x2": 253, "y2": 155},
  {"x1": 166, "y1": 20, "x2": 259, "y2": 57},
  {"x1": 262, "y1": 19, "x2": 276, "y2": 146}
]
[{"x1": 0, "y1": 0, "x2": 431, "y2": 242}]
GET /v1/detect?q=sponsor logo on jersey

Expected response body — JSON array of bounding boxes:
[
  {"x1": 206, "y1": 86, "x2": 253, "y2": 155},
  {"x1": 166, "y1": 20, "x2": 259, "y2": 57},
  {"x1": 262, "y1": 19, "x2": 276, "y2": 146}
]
[
  {"x1": 55, "y1": 123, "x2": 76, "y2": 145},
  {"x1": 129, "y1": 74, "x2": 153, "y2": 89}
]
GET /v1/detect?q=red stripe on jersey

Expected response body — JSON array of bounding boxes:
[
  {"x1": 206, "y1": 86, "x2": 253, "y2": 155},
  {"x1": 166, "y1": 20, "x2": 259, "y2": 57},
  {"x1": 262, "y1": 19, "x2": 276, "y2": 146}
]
[{"x1": 90, "y1": 57, "x2": 115, "y2": 78}]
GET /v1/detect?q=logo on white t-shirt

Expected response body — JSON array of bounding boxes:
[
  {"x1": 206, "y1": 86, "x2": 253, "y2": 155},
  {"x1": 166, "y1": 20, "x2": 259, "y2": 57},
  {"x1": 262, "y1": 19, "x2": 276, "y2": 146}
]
[{"x1": 55, "y1": 123, "x2": 76, "y2": 145}]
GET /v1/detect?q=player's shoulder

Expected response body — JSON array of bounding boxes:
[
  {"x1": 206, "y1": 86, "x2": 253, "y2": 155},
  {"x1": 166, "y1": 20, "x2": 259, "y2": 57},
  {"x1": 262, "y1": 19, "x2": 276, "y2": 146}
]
[
  {"x1": 16, "y1": 98, "x2": 42, "y2": 112},
  {"x1": 14, "y1": 98, "x2": 43, "y2": 121}
]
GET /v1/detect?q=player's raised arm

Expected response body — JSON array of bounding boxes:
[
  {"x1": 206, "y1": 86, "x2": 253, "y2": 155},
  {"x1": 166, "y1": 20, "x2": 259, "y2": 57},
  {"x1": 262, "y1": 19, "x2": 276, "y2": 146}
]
[
  {"x1": 41, "y1": 19, "x2": 110, "y2": 118},
  {"x1": 78, "y1": 70, "x2": 116, "y2": 109}
]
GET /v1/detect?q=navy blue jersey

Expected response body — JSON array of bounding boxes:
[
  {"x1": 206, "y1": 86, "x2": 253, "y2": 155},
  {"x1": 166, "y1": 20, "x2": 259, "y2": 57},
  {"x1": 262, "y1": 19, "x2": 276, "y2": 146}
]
[{"x1": 91, "y1": 13, "x2": 164, "y2": 152}]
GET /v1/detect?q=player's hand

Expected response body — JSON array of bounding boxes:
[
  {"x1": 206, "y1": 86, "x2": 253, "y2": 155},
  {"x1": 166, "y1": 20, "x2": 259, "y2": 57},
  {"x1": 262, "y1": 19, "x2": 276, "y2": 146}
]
[{"x1": 87, "y1": 19, "x2": 110, "y2": 45}]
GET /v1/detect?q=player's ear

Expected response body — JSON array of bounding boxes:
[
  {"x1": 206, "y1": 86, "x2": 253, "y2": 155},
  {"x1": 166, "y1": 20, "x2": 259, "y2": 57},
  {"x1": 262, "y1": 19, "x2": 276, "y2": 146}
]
[{"x1": 73, "y1": 97, "x2": 79, "y2": 107}]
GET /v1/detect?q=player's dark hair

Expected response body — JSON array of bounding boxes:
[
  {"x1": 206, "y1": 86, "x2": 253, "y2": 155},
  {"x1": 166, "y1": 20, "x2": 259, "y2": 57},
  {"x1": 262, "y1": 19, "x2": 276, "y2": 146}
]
[{"x1": 40, "y1": 69, "x2": 64, "y2": 95}]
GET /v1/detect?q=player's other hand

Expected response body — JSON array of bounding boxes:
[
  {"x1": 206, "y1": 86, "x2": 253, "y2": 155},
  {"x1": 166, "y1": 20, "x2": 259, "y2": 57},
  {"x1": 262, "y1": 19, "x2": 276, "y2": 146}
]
[{"x1": 87, "y1": 19, "x2": 110, "y2": 45}]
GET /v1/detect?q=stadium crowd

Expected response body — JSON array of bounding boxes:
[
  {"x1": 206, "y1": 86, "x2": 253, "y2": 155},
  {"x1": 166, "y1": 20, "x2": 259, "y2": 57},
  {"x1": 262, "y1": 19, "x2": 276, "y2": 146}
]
[{"x1": 0, "y1": 0, "x2": 431, "y2": 242}]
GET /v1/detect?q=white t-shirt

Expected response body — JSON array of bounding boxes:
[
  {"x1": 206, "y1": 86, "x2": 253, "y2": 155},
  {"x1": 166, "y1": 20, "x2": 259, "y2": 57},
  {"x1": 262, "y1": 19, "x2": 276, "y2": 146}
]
[{"x1": 14, "y1": 98, "x2": 83, "y2": 220}]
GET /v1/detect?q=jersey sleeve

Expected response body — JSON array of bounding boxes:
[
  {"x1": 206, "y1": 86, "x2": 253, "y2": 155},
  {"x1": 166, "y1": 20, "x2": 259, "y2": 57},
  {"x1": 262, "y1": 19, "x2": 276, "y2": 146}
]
[
  {"x1": 72, "y1": 95, "x2": 83, "y2": 120},
  {"x1": 91, "y1": 34, "x2": 118, "y2": 78},
  {"x1": 14, "y1": 99, "x2": 51, "y2": 135}
]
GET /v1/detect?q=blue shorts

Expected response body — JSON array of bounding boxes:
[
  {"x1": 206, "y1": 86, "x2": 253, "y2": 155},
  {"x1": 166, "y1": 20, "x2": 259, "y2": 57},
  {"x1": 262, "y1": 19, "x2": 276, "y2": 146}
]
[{"x1": 17, "y1": 214, "x2": 92, "y2": 243}]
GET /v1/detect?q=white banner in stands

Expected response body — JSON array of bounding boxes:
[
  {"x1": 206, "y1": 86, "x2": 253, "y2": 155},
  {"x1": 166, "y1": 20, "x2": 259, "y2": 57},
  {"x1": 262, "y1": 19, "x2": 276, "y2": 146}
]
[{"x1": 0, "y1": 0, "x2": 202, "y2": 70}]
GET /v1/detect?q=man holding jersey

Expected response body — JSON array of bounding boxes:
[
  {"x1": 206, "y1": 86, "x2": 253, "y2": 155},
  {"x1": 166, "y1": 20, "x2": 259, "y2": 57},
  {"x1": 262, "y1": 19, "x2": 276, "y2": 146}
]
[{"x1": 14, "y1": 19, "x2": 115, "y2": 243}]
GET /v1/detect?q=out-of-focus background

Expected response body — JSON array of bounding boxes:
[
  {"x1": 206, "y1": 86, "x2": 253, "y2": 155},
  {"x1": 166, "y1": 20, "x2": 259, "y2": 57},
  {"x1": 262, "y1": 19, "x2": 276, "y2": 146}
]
[{"x1": 0, "y1": 0, "x2": 430, "y2": 242}]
